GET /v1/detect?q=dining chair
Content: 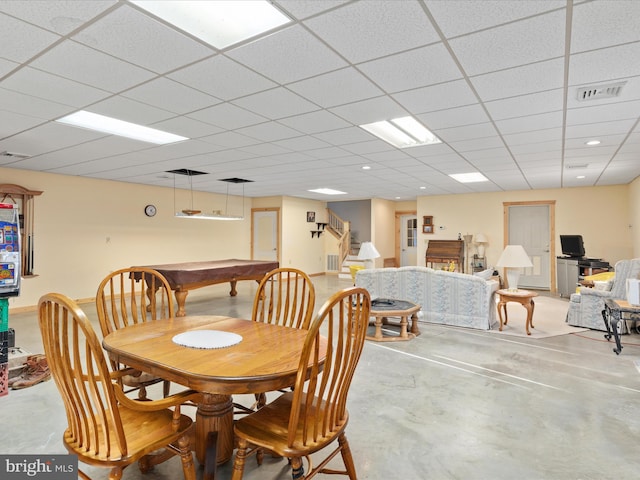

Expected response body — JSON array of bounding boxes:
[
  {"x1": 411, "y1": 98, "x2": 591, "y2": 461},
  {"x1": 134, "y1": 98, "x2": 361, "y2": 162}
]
[
  {"x1": 96, "y1": 267, "x2": 174, "y2": 400},
  {"x1": 38, "y1": 292, "x2": 200, "y2": 480},
  {"x1": 242, "y1": 267, "x2": 316, "y2": 414},
  {"x1": 231, "y1": 286, "x2": 371, "y2": 480}
]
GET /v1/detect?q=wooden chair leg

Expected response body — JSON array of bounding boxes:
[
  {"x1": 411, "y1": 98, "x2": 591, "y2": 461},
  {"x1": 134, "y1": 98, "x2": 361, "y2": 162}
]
[
  {"x1": 290, "y1": 457, "x2": 304, "y2": 479},
  {"x1": 338, "y1": 433, "x2": 357, "y2": 479},
  {"x1": 204, "y1": 431, "x2": 218, "y2": 480},
  {"x1": 231, "y1": 439, "x2": 248, "y2": 480}
]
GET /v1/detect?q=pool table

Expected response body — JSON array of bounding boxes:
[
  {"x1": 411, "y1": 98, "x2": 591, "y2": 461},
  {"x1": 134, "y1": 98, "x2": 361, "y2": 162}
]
[{"x1": 134, "y1": 259, "x2": 279, "y2": 316}]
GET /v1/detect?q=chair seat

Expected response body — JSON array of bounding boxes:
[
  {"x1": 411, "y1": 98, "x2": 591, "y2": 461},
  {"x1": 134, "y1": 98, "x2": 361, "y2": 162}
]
[
  {"x1": 234, "y1": 392, "x2": 349, "y2": 458},
  {"x1": 64, "y1": 406, "x2": 194, "y2": 465}
]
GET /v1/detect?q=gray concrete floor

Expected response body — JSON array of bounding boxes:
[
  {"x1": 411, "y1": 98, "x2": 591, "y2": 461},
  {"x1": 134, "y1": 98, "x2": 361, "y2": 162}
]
[{"x1": 3, "y1": 275, "x2": 640, "y2": 479}]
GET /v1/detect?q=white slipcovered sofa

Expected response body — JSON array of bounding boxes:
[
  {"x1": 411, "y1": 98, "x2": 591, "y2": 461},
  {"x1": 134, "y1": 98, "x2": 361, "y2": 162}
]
[
  {"x1": 355, "y1": 266, "x2": 500, "y2": 330},
  {"x1": 566, "y1": 258, "x2": 640, "y2": 332}
]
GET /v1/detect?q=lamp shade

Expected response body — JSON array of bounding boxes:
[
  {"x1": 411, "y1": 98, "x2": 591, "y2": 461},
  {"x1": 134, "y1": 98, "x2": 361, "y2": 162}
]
[
  {"x1": 495, "y1": 245, "x2": 533, "y2": 268},
  {"x1": 495, "y1": 245, "x2": 532, "y2": 291},
  {"x1": 475, "y1": 233, "x2": 488, "y2": 244},
  {"x1": 357, "y1": 242, "x2": 380, "y2": 261}
]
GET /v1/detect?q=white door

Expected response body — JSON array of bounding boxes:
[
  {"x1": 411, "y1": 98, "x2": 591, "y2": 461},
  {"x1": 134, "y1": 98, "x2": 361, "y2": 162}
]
[
  {"x1": 400, "y1": 214, "x2": 417, "y2": 266},
  {"x1": 508, "y1": 205, "x2": 550, "y2": 289},
  {"x1": 252, "y1": 209, "x2": 278, "y2": 261}
]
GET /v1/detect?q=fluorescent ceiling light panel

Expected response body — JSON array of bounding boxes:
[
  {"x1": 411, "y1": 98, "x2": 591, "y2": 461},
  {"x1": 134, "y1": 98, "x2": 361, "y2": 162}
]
[
  {"x1": 131, "y1": 0, "x2": 291, "y2": 49},
  {"x1": 57, "y1": 111, "x2": 188, "y2": 144},
  {"x1": 360, "y1": 116, "x2": 441, "y2": 149},
  {"x1": 308, "y1": 188, "x2": 347, "y2": 195},
  {"x1": 449, "y1": 172, "x2": 489, "y2": 183}
]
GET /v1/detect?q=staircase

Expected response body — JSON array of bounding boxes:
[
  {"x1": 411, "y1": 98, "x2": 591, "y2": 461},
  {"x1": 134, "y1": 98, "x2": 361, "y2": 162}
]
[{"x1": 339, "y1": 254, "x2": 364, "y2": 282}]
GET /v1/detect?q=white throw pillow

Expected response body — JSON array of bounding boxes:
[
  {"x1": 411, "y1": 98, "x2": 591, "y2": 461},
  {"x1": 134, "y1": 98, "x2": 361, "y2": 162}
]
[
  {"x1": 474, "y1": 268, "x2": 493, "y2": 280},
  {"x1": 593, "y1": 280, "x2": 613, "y2": 291}
]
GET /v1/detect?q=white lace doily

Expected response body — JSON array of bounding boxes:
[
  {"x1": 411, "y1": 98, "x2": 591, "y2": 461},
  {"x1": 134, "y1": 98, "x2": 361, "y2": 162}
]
[{"x1": 172, "y1": 330, "x2": 243, "y2": 349}]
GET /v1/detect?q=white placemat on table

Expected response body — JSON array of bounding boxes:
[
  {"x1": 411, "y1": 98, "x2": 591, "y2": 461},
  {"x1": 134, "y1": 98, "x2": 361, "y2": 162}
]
[{"x1": 172, "y1": 330, "x2": 242, "y2": 349}]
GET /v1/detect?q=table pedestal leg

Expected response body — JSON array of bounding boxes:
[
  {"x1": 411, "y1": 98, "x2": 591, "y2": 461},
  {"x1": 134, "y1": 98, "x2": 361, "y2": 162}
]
[
  {"x1": 399, "y1": 315, "x2": 408, "y2": 339},
  {"x1": 523, "y1": 300, "x2": 534, "y2": 335},
  {"x1": 229, "y1": 280, "x2": 238, "y2": 296},
  {"x1": 374, "y1": 316, "x2": 384, "y2": 340},
  {"x1": 175, "y1": 290, "x2": 188, "y2": 317},
  {"x1": 196, "y1": 393, "x2": 234, "y2": 466},
  {"x1": 498, "y1": 301, "x2": 507, "y2": 330},
  {"x1": 410, "y1": 313, "x2": 421, "y2": 336}
]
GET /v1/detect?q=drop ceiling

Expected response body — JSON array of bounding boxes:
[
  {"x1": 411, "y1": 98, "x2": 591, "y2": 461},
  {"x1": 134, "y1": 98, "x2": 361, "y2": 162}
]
[{"x1": 1, "y1": 0, "x2": 639, "y2": 201}]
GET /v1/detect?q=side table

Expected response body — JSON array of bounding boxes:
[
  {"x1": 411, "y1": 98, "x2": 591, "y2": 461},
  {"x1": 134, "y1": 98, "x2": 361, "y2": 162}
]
[
  {"x1": 367, "y1": 299, "x2": 421, "y2": 342},
  {"x1": 496, "y1": 289, "x2": 538, "y2": 335},
  {"x1": 602, "y1": 298, "x2": 640, "y2": 355}
]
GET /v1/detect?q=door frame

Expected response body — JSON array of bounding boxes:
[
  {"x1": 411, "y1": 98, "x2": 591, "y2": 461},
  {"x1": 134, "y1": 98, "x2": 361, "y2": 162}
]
[
  {"x1": 251, "y1": 207, "x2": 280, "y2": 262},
  {"x1": 395, "y1": 210, "x2": 417, "y2": 267},
  {"x1": 502, "y1": 200, "x2": 556, "y2": 293}
]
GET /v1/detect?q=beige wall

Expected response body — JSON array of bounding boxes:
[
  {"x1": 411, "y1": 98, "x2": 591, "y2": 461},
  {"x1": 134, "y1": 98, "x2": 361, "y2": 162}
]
[
  {"x1": 416, "y1": 185, "x2": 635, "y2": 270},
  {"x1": 3, "y1": 165, "x2": 638, "y2": 310}
]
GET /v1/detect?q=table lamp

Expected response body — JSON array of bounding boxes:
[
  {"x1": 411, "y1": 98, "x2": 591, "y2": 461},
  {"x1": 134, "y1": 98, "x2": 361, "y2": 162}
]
[
  {"x1": 475, "y1": 233, "x2": 488, "y2": 257},
  {"x1": 495, "y1": 245, "x2": 532, "y2": 291},
  {"x1": 358, "y1": 242, "x2": 380, "y2": 269}
]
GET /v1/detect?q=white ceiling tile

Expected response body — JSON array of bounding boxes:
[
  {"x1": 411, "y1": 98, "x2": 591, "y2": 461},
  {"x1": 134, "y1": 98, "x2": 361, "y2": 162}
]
[
  {"x1": 463, "y1": 147, "x2": 513, "y2": 162},
  {"x1": 393, "y1": 79, "x2": 478, "y2": 114},
  {"x1": 278, "y1": 110, "x2": 351, "y2": 134},
  {"x1": 417, "y1": 104, "x2": 490, "y2": 130},
  {"x1": 0, "y1": 13, "x2": 60, "y2": 62},
  {"x1": 484, "y1": 89, "x2": 564, "y2": 120},
  {"x1": 0, "y1": 88, "x2": 76, "y2": 119},
  {"x1": 188, "y1": 103, "x2": 267, "y2": 130},
  {"x1": 471, "y1": 58, "x2": 564, "y2": 102},
  {"x1": 303, "y1": 146, "x2": 351, "y2": 160},
  {"x1": 0, "y1": 1, "x2": 116, "y2": 35},
  {"x1": 287, "y1": 67, "x2": 383, "y2": 108},
  {"x1": 1, "y1": 66, "x2": 110, "y2": 107},
  {"x1": 358, "y1": 43, "x2": 462, "y2": 93},
  {"x1": 571, "y1": 1, "x2": 640, "y2": 53},
  {"x1": 150, "y1": 117, "x2": 223, "y2": 139},
  {"x1": 228, "y1": 25, "x2": 346, "y2": 84},
  {"x1": 232, "y1": 88, "x2": 319, "y2": 120},
  {"x1": 0, "y1": 109, "x2": 46, "y2": 139},
  {"x1": 564, "y1": 134, "x2": 628, "y2": 149},
  {"x1": 0, "y1": 122, "x2": 105, "y2": 157},
  {"x1": 341, "y1": 140, "x2": 395, "y2": 155},
  {"x1": 313, "y1": 127, "x2": 372, "y2": 146},
  {"x1": 509, "y1": 140, "x2": 562, "y2": 155},
  {"x1": 73, "y1": 5, "x2": 213, "y2": 74},
  {"x1": 123, "y1": 78, "x2": 221, "y2": 115},
  {"x1": 495, "y1": 112, "x2": 564, "y2": 135},
  {"x1": 30, "y1": 40, "x2": 156, "y2": 92},
  {"x1": 329, "y1": 96, "x2": 407, "y2": 125},
  {"x1": 275, "y1": 0, "x2": 349, "y2": 20},
  {"x1": 449, "y1": 10, "x2": 566, "y2": 76},
  {"x1": 565, "y1": 120, "x2": 636, "y2": 139},
  {"x1": 0, "y1": 58, "x2": 18, "y2": 77},
  {"x1": 235, "y1": 122, "x2": 303, "y2": 142},
  {"x1": 503, "y1": 127, "x2": 563, "y2": 146},
  {"x1": 199, "y1": 131, "x2": 262, "y2": 149},
  {"x1": 434, "y1": 123, "x2": 499, "y2": 143},
  {"x1": 569, "y1": 42, "x2": 640, "y2": 86},
  {"x1": 239, "y1": 143, "x2": 291, "y2": 157},
  {"x1": 567, "y1": 100, "x2": 640, "y2": 125},
  {"x1": 304, "y1": 0, "x2": 440, "y2": 63},
  {"x1": 88, "y1": 96, "x2": 176, "y2": 125},
  {"x1": 425, "y1": 0, "x2": 565, "y2": 38},
  {"x1": 447, "y1": 136, "x2": 505, "y2": 152},
  {"x1": 168, "y1": 56, "x2": 277, "y2": 101}
]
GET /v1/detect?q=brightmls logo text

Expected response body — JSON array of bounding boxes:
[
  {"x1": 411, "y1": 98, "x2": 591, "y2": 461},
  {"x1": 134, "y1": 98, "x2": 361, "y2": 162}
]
[{"x1": 1, "y1": 455, "x2": 77, "y2": 479}]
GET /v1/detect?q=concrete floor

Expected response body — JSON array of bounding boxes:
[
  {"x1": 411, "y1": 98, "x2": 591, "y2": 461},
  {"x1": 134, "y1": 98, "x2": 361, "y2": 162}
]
[{"x1": 3, "y1": 275, "x2": 640, "y2": 479}]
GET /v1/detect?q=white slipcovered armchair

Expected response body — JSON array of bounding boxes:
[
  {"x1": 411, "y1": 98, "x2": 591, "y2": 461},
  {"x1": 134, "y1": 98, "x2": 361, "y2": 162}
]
[{"x1": 566, "y1": 258, "x2": 640, "y2": 331}]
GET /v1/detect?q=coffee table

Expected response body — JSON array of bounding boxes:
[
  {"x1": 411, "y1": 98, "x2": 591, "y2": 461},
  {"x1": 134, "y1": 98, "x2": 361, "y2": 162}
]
[
  {"x1": 367, "y1": 299, "x2": 421, "y2": 342},
  {"x1": 602, "y1": 298, "x2": 640, "y2": 355}
]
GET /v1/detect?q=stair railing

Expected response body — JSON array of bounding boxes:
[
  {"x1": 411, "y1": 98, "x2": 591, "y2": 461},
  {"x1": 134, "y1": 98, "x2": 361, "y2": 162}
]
[{"x1": 327, "y1": 209, "x2": 350, "y2": 265}]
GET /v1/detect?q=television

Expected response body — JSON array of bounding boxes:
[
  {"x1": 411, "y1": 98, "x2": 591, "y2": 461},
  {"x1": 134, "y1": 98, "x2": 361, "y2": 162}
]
[{"x1": 560, "y1": 235, "x2": 585, "y2": 258}]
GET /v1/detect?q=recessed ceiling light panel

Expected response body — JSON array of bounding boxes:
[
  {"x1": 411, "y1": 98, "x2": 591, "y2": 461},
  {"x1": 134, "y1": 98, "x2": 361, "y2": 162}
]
[
  {"x1": 131, "y1": 0, "x2": 291, "y2": 49},
  {"x1": 449, "y1": 172, "x2": 488, "y2": 183},
  {"x1": 360, "y1": 116, "x2": 441, "y2": 149},
  {"x1": 57, "y1": 111, "x2": 188, "y2": 145},
  {"x1": 308, "y1": 188, "x2": 347, "y2": 195}
]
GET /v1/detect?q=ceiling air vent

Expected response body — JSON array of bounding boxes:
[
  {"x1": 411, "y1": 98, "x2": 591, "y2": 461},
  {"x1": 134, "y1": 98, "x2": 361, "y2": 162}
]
[
  {"x1": 565, "y1": 163, "x2": 589, "y2": 169},
  {"x1": 576, "y1": 81, "x2": 626, "y2": 101},
  {"x1": 0, "y1": 151, "x2": 31, "y2": 160},
  {"x1": 165, "y1": 168, "x2": 208, "y2": 176}
]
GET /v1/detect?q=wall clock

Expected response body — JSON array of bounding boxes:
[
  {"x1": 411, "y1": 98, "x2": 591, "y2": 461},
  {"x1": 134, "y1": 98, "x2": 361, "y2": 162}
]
[{"x1": 144, "y1": 204, "x2": 157, "y2": 217}]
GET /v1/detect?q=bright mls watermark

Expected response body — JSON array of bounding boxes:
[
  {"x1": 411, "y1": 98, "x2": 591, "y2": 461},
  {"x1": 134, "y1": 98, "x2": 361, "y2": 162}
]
[{"x1": 1, "y1": 455, "x2": 77, "y2": 479}]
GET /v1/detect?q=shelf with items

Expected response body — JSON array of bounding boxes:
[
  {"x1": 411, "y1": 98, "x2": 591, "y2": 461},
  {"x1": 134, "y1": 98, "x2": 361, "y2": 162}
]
[
  {"x1": 422, "y1": 216, "x2": 433, "y2": 234},
  {"x1": 472, "y1": 255, "x2": 487, "y2": 272}
]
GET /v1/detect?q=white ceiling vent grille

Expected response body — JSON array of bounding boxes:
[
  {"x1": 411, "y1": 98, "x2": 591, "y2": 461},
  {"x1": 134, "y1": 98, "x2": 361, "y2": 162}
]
[
  {"x1": 565, "y1": 163, "x2": 589, "y2": 169},
  {"x1": 576, "y1": 82, "x2": 626, "y2": 101}
]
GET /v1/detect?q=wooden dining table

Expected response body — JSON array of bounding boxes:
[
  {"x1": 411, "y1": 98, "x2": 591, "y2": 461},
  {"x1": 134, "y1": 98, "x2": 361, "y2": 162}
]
[{"x1": 102, "y1": 315, "x2": 324, "y2": 469}]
